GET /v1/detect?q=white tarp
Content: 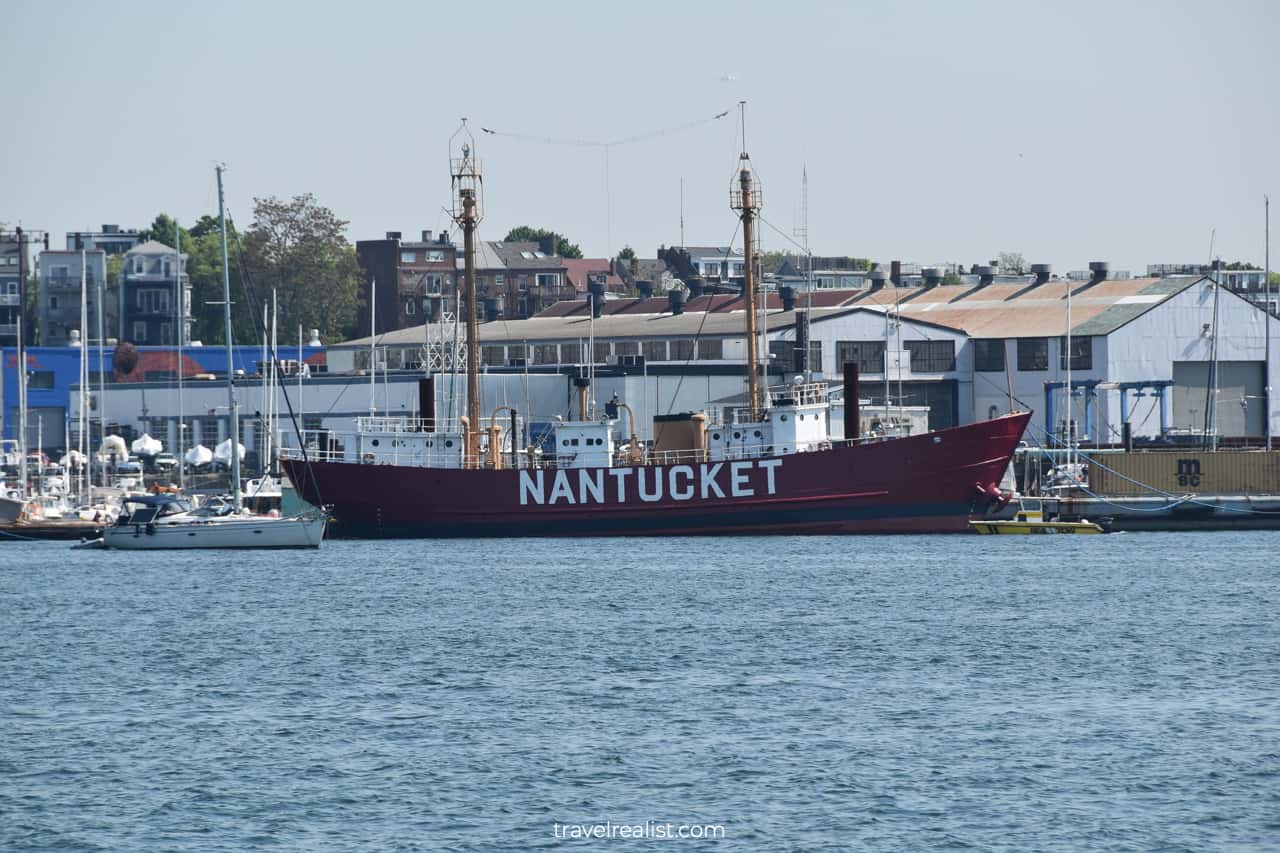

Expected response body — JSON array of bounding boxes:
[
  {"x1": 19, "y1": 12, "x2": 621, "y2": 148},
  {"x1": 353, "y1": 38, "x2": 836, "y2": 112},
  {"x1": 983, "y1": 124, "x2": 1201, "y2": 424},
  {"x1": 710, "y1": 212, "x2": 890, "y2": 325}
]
[
  {"x1": 185, "y1": 444, "x2": 214, "y2": 467},
  {"x1": 214, "y1": 438, "x2": 246, "y2": 464},
  {"x1": 131, "y1": 433, "x2": 163, "y2": 456},
  {"x1": 99, "y1": 435, "x2": 129, "y2": 461}
]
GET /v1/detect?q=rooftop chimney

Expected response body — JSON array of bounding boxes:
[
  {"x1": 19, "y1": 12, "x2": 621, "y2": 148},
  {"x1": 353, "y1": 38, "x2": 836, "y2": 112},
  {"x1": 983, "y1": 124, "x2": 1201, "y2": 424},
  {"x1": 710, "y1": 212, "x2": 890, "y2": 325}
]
[
  {"x1": 975, "y1": 265, "x2": 996, "y2": 287},
  {"x1": 866, "y1": 269, "x2": 888, "y2": 291},
  {"x1": 386, "y1": 231, "x2": 402, "y2": 241},
  {"x1": 922, "y1": 267, "x2": 942, "y2": 288},
  {"x1": 890, "y1": 260, "x2": 902, "y2": 287},
  {"x1": 636, "y1": 281, "x2": 653, "y2": 299},
  {"x1": 779, "y1": 285, "x2": 796, "y2": 311},
  {"x1": 668, "y1": 288, "x2": 687, "y2": 315},
  {"x1": 421, "y1": 230, "x2": 432, "y2": 243},
  {"x1": 1031, "y1": 263, "x2": 1052, "y2": 285}
]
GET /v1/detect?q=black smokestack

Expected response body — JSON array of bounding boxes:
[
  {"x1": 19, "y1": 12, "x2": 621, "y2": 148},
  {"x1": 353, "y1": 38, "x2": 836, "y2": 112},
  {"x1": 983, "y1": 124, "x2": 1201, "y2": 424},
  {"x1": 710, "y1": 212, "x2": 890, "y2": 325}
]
[
  {"x1": 1031, "y1": 263, "x2": 1052, "y2": 285},
  {"x1": 975, "y1": 265, "x2": 996, "y2": 287},
  {"x1": 922, "y1": 268, "x2": 942, "y2": 288},
  {"x1": 843, "y1": 362, "x2": 860, "y2": 440}
]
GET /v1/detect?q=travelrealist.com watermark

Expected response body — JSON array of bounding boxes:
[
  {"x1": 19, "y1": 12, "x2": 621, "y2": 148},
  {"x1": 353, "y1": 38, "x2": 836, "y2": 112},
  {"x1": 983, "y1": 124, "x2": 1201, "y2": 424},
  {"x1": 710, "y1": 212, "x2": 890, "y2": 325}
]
[{"x1": 553, "y1": 821, "x2": 726, "y2": 841}]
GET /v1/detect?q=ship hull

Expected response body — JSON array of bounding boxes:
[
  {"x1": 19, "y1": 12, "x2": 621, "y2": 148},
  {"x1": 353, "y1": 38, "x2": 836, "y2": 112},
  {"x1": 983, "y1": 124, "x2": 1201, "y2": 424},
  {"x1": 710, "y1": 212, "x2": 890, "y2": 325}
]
[{"x1": 283, "y1": 413, "x2": 1030, "y2": 538}]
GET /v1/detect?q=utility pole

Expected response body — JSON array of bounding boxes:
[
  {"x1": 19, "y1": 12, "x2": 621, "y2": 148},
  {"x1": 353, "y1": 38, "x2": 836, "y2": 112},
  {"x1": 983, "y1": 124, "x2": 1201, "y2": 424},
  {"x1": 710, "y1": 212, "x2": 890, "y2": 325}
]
[{"x1": 1266, "y1": 195, "x2": 1272, "y2": 451}]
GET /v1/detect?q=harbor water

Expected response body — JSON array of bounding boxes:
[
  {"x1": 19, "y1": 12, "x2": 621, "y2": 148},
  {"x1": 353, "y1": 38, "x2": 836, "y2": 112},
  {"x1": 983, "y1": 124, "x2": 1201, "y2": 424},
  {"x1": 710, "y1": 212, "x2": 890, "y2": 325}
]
[{"x1": 3, "y1": 533, "x2": 1277, "y2": 850}]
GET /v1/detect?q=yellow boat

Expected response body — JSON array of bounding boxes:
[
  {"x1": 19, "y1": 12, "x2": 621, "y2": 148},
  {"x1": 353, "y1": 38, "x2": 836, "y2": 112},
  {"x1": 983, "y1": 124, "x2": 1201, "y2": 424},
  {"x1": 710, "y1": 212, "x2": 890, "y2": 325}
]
[{"x1": 970, "y1": 499, "x2": 1104, "y2": 535}]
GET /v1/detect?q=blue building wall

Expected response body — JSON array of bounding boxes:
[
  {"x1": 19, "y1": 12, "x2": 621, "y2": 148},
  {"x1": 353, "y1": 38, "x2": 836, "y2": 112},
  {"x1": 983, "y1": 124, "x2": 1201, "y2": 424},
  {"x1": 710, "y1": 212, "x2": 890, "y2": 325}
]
[{"x1": 2, "y1": 345, "x2": 325, "y2": 449}]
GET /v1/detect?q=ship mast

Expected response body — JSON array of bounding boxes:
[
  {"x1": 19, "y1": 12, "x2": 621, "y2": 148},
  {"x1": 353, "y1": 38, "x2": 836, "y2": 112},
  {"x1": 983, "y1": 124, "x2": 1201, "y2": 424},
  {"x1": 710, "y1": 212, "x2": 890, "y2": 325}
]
[
  {"x1": 450, "y1": 120, "x2": 483, "y2": 465},
  {"x1": 730, "y1": 102, "x2": 763, "y2": 422}
]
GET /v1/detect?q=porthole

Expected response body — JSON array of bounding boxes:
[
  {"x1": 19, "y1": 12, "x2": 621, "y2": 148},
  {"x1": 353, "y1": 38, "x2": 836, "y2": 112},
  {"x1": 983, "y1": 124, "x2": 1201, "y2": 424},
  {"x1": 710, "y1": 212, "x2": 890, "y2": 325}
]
[
  {"x1": 371, "y1": 439, "x2": 380, "y2": 447},
  {"x1": 445, "y1": 440, "x2": 454, "y2": 448},
  {"x1": 712, "y1": 433, "x2": 721, "y2": 441},
  {"x1": 562, "y1": 439, "x2": 570, "y2": 446},
  {"x1": 780, "y1": 414, "x2": 789, "y2": 422},
  {"x1": 753, "y1": 430, "x2": 762, "y2": 438},
  {"x1": 733, "y1": 431, "x2": 741, "y2": 439}
]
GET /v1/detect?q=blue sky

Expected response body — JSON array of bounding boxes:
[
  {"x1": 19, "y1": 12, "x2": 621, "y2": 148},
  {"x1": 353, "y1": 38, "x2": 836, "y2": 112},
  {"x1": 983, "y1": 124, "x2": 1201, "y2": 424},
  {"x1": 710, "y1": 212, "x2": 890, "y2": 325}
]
[{"x1": 3, "y1": 0, "x2": 1277, "y2": 273}]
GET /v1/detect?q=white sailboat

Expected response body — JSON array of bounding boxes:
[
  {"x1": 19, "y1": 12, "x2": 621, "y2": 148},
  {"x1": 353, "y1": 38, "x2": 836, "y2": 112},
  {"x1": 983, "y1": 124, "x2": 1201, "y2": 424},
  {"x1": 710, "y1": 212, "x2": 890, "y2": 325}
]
[{"x1": 101, "y1": 165, "x2": 325, "y2": 550}]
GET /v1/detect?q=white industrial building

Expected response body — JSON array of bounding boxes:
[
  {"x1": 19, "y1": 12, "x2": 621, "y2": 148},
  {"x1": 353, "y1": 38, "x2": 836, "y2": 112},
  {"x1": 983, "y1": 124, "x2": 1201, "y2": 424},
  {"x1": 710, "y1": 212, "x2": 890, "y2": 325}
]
[
  {"x1": 77, "y1": 272, "x2": 1280, "y2": 459},
  {"x1": 330, "y1": 272, "x2": 1280, "y2": 447}
]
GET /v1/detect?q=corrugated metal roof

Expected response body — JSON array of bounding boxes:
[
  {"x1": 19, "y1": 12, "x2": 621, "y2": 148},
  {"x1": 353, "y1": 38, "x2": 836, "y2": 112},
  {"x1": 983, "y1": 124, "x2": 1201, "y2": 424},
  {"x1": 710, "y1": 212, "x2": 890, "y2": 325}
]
[{"x1": 338, "y1": 276, "x2": 1205, "y2": 348}]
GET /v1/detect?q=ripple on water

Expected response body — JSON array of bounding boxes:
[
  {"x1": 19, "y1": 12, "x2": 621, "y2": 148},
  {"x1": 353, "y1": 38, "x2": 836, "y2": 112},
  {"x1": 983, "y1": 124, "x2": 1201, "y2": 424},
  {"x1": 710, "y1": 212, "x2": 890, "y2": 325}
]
[{"x1": 1, "y1": 533, "x2": 1278, "y2": 850}]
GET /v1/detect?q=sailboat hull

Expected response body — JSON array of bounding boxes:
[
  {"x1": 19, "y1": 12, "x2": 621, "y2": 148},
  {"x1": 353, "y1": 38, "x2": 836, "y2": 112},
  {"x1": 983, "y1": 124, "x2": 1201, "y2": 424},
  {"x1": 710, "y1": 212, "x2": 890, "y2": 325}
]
[
  {"x1": 283, "y1": 413, "x2": 1030, "y2": 538},
  {"x1": 101, "y1": 515, "x2": 326, "y2": 549}
]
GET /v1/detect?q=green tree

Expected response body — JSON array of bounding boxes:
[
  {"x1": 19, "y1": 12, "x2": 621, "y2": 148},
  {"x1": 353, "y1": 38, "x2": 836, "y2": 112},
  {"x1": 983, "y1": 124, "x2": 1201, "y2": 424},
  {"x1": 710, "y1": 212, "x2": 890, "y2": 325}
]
[
  {"x1": 137, "y1": 213, "x2": 190, "y2": 247},
  {"x1": 1221, "y1": 261, "x2": 1261, "y2": 271},
  {"x1": 502, "y1": 226, "x2": 583, "y2": 259},
  {"x1": 941, "y1": 272, "x2": 964, "y2": 286},
  {"x1": 616, "y1": 245, "x2": 636, "y2": 261},
  {"x1": 239, "y1": 194, "x2": 362, "y2": 345},
  {"x1": 759, "y1": 251, "x2": 786, "y2": 274},
  {"x1": 998, "y1": 251, "x2": 1026, "y2": 275}
]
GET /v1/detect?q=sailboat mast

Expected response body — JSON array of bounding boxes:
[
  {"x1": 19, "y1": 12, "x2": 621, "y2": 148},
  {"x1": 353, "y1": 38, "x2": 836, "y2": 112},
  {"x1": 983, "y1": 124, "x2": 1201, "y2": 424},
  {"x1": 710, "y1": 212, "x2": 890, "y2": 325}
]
[
  {"x1": 216, "y1": 164, "x2": 241, "y2": 507},
  {"x1": 732, "y1": 103, "x2": 762, "y2": 422},
  {"x1": 1266, "y1": 194, "x2": 1272, "y2": 452},
  {"x1": 80, "y1": 247, "x2": 90, "y2": 505},
  {"x1": 176, "y1": 222, "x2": 185, "y2": 492},
  {"x1": 1066, "y1": 275, "x2": 1073, "y2": 469}
]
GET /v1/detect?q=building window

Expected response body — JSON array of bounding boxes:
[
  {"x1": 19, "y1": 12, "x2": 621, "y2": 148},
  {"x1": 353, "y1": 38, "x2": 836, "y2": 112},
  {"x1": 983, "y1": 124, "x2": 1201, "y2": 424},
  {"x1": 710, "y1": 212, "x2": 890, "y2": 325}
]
[
  {"x1": 643, "y1": 340, "x2": 667, "y2": 362},
  {"x1": 560, "y1": 343, "x2": 581, "y2": 363},
  {"x1": 507, "y1": 343, "x2": 528, "y2": 364},
  {"x1": 1058, "y1": 336, "x2": 1092, "y2": 371},
  {"x1": 49, "y1": 296, "x2": 59, "y2": 310},
  {"x1": 697, "y1": 339, "x2": 724, "y2": 360},
  {"x1": 536, "y1": 273, "x2": 560, "y2": 289},
  {"x1": 426, "y1": 250, "x2": 444, "y2": 262},
  {"x1": 137, "y1": 288, "x2": 170, "y2": 313},
  {"x1": 405, "y1": 299, "x2": 416, "y2": 316},
  {"x1": 518, "y1": 275, "x2": 529, "y2": 291},
  {"x1": 614, "y1": 341, "x2": 639, "y2": 357},
  {"x1": 131, "y1": 257, "x2": 144, "y2": 274},
  {"x1": 1017, "y1": 338, "x2": 1049, "y2": 371},
  {"x1": 132, "y1": 321, "x2": 148, "y2": 342},
  {"x1": 494, "y1": 274, "x2": 505, "y2": 288},
  {"x1": 482, "y1": 345, "x2": 505, "y2": 366},
  {"x1": 904, "y1": 340, "x2": 955, "y2": 372},
  {"x1": 836, "y1": 340, "x2": 886, "y2": 374},
  {"x1": 973, "y1": 339, "x2": 1006, "y2": 372},
  {"x1": 671, "y1": 340, "x2": 695, "y2": 361},
  {"x1": 28, "y1": 370, "x2": 55, "y2": 389},
  {"x1": 533, "y1": 344, "x2": 558, "y2": 364},
  {"x1": 703, "y1": 263, "x2": 720, "y2": 277},
  {"x1": 159, "y1": 322, "x2": 172, "y2": 342},
  {"x1": 198, "y1": 415, "x2": 220, "y2": 445},
  {"x1": 593, "y1": 342, "x2": 611, "y2": 363},
  {"x1": 400, "y1": 251, "x2": 416, "y2": 263}
]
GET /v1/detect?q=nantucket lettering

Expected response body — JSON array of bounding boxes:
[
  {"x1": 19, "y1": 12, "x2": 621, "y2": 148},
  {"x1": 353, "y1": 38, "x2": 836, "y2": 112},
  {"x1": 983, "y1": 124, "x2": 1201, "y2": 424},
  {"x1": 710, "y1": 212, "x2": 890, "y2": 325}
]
[{"x1": 518, "y1": 459, "x2": 783, "y2": 506}]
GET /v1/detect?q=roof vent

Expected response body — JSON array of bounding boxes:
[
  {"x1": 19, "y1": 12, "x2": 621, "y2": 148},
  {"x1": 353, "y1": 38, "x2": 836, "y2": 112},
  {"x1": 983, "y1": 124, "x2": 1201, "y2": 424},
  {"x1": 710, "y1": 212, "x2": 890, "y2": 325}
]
[
  {"x1": 1030, "y1": 263, "x2": 1052, "y2": 285},
  {"x1": 1089, "y1": 261, "x2": 1109, "y2": 285},
  {"x1": 587, "y1": 280, "x2": 606, "y2": 318},
  {"x1": 779, "y1": 285, "x2": 796, "y2": 311},
  {"x1": 922, "y1": 268, "x2": 942, "y2": 288},
  {"x1": 668, "y1": 288, "x2": 687, "y2": 315},
  {"x1": 687, "y1": 278, "x2": 705, "y2": 298},
  {"x1": 421, "y1": 230, "x2": 432, "y2": 243},
  {"x1": 974, "y1": 265, "x2": 996, "y2": 287},
  {"x1": 386, "y1": 231, "x2": 402, "y2": 241},
  {"x1": 866, "y1": 269, "x2": 888, "y2": 290},
  {"x1": 636, "y1": 281, "x2": 653, "y2": 299}
]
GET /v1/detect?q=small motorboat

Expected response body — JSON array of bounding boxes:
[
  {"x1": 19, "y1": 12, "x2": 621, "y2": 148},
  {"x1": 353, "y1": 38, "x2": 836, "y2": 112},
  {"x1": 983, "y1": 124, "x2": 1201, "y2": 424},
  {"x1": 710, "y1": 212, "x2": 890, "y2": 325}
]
[{"x1": 970, "y1": 499, "x2": 1104, "y2": 535}]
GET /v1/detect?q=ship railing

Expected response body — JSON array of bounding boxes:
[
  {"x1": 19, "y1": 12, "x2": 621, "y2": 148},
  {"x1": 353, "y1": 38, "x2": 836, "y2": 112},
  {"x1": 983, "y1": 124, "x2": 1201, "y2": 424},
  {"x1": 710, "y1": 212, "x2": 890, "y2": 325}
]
[
  {"x1": 355, "y1": 415, "x2": 469, "y2": 434},
  {"x1": 767, "y1": 382, "x2": 829, "y2": 407}
]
